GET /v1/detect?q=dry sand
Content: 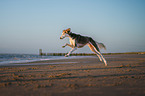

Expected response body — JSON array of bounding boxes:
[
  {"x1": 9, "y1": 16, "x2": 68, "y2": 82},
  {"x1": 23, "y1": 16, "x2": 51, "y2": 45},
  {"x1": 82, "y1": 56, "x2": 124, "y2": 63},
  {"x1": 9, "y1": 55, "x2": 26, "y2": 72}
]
[{"x1": 0, "y1": 54, "x2": 145, "y2": 96}]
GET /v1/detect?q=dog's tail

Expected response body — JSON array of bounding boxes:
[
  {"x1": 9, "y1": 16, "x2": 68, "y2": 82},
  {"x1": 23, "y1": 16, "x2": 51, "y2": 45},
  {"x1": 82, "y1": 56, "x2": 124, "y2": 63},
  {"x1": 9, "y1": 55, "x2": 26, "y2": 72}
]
[
  {"x1": 96, "y1": 41, "x2": 106, "y2": 50},
  {"x1": 89, "y1": 38, "x2": 106, "y2": 51}
]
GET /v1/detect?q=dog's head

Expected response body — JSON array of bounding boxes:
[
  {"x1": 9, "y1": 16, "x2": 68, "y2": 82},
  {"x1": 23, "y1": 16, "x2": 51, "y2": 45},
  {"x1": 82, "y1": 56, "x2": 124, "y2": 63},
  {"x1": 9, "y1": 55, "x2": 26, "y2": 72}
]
[{"x1": 60, "y1": 28, "x2": 71, "y2": 39}]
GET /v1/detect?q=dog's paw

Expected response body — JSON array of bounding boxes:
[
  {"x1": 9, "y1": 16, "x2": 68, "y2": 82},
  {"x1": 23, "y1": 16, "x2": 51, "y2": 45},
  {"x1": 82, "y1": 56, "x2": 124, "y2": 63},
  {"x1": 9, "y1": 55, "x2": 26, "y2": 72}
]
[
  {"x1": 65, "y1": 55, "x2": 69, "y2": 57},
  {"x1": 62, "y1": 46, "x2": 65, "y2": 48}
]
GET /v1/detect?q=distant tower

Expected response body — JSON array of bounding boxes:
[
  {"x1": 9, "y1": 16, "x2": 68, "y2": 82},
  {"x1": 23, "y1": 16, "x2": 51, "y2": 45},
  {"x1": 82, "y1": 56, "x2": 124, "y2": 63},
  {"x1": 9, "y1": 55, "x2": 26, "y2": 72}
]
[{"x1": 39, "y1": 49, "x2": 42, "y2": 55}]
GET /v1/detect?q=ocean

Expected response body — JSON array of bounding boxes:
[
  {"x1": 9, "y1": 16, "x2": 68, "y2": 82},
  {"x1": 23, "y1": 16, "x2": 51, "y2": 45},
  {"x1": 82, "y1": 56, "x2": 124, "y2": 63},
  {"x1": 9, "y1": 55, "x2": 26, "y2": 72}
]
[{"x1": 0, "y1": 54, "x2": 67, "y2": 65}]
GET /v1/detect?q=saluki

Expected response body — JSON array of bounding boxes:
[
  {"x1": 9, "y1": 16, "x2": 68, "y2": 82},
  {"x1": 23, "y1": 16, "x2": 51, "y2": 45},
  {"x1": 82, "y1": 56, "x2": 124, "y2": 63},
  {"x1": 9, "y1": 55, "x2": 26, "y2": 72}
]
[{"x1": 60, "y1": 28, "x2": 107, "y2": 66}]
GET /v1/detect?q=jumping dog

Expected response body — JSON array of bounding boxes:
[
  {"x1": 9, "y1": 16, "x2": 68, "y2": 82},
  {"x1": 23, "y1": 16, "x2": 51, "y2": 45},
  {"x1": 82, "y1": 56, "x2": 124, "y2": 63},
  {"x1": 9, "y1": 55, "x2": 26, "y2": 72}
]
[{"x1": 60, "y1": 28, "x2": 107, "y2": 66}]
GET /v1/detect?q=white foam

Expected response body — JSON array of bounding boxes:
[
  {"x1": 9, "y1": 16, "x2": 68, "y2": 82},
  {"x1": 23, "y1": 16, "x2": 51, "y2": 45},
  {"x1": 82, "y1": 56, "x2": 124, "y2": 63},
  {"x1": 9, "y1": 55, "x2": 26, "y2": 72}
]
[{"x1": 9, "y1": 62, "x2": 78, "y2": 66}]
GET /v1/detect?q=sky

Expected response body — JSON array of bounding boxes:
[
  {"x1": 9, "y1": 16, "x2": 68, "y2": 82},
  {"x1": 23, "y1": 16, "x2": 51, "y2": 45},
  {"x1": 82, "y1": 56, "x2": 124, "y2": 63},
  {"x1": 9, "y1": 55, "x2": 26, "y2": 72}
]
[{"x1": 0, "y1": 0, "x2": 145, "y2": 54}]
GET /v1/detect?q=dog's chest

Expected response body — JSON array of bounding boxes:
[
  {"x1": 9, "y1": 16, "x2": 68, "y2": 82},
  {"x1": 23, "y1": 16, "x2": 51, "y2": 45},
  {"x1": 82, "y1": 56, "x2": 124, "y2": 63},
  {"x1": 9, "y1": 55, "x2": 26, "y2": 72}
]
[{"x1": 69, "y1": 37, "x2": 75, "y2": 46}]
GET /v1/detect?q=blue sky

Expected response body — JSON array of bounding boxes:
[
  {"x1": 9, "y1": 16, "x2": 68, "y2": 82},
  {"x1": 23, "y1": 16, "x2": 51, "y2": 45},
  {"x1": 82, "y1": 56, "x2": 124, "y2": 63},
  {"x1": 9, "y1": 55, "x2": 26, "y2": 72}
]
[{"x1": 0, "y1": 0, "x2": 145, "y2": 54}]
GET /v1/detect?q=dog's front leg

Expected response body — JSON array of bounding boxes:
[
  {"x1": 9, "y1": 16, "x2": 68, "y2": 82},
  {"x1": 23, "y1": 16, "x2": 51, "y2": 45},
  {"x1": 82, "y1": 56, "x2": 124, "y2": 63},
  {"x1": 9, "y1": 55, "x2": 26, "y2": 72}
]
[
  {"x1": 65, "y1": 47, "x2": 77, "y2": 57},
  {"x1": 62, "y1": 43, "x2": 73, "y2": 48},
  {"x1": 62, "y1": 43, "x2": 68, "y2": 48}
]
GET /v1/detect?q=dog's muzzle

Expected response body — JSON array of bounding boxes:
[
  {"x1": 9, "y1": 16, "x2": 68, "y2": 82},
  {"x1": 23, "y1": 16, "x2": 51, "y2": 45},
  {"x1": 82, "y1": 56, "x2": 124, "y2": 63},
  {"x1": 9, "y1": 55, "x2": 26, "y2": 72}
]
[{"x1": 60, "y1": 35, "x2": 66, "y2": 39}]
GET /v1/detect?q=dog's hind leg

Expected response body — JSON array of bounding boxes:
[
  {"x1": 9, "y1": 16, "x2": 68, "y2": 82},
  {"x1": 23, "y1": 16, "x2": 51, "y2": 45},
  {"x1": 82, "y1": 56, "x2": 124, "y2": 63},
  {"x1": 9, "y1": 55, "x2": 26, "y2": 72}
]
[
  {"x1": 92, "y1": 44, "x2": 107, "y2": 66},
  {"x1": 88, "y1": 43, "x2": 102, "y2": 61},
  {"x1": 89, "y1": 41, "x2": 107, "y2": 66},
  {"x1": 65, "y1": 47, "x2": 77, "y2": 57}
]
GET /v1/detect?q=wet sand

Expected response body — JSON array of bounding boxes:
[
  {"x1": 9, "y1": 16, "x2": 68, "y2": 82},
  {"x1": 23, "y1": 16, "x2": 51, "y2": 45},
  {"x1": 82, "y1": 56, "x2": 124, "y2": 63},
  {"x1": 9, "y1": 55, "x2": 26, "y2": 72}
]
[{"x1": 0, "y1": 54, "x2": 145, "y2": 96}]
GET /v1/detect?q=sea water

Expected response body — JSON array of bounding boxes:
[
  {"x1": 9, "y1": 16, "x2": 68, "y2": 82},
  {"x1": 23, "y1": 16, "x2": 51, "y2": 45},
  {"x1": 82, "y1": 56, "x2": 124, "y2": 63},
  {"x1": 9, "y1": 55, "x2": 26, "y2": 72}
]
[{"x1": 0, "y1": 54, "x2": 66, "y2": 65}]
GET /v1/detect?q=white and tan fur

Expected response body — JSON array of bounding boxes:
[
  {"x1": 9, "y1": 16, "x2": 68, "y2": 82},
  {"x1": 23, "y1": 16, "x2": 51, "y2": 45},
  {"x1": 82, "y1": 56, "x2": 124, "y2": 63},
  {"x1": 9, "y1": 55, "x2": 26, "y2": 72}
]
[{"x1": 60, "y1": 28, "x2": 107, "y2": 66}]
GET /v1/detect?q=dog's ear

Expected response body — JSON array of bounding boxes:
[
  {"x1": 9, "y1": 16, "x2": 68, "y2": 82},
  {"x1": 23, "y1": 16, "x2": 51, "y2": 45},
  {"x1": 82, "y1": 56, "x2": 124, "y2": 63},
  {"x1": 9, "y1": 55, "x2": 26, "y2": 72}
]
[{"x1": 66, "y1": 28, "x2": 71, "y2": 33}]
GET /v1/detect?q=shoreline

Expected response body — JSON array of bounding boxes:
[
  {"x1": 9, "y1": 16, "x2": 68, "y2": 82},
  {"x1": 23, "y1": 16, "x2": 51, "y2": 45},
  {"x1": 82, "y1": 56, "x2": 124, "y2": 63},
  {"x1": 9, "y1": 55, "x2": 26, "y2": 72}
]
[
  {"x1": 0, "y1": 56, "x2": 96, "y2": 66},
  {"x1": 0, "y1": 54, "x2": 145, "y2": 96}
]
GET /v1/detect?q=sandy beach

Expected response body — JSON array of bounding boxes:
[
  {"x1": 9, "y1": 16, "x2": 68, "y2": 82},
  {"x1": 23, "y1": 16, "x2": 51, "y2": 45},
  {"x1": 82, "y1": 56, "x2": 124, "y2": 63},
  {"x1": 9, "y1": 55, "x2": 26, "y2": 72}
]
[{"x1": 0, "y1": 54, "x2": 145, "y2": 96}]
